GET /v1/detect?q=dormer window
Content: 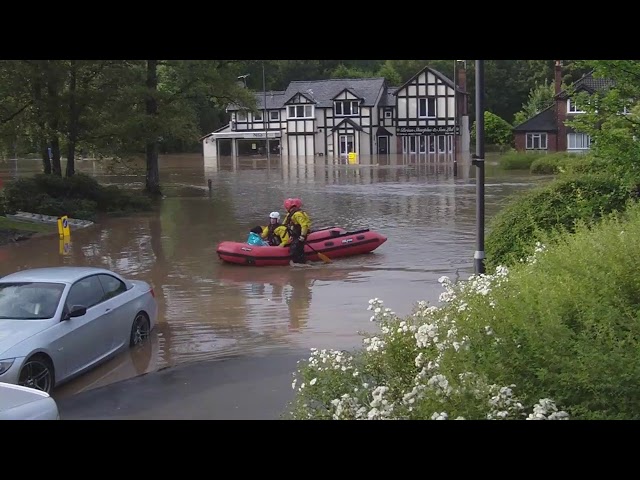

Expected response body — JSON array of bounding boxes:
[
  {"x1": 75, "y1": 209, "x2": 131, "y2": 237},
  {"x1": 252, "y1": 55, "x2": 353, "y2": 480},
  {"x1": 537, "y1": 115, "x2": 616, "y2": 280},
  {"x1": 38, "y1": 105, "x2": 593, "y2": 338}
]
[
  {"x1": 288, "y1": 105, "x2": 314, "y2": 118},
  {"x1": 335, "y1": 100, "x2": 359, "y2": 116},
  {"x1": 567, "y1": 98, "x2": 585, "y2": 114}
]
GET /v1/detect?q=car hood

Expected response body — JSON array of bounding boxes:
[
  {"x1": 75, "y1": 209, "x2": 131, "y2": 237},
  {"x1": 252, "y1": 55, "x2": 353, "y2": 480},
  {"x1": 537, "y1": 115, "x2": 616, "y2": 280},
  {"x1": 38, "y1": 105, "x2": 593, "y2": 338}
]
[
  {"x1": 0, "y1": 320, "x2": 51, "y2": 358},
  {"x1": 0, "y1": 382, "x2": 51, "y2": 411}
]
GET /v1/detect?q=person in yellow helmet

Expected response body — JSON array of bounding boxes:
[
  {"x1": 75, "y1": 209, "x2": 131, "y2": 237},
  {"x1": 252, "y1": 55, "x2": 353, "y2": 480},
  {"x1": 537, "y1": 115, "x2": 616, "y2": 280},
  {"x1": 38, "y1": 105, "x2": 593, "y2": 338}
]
[
  {"x1": 260, "y1": 211, "x2": 290, "y2": 247},
  {"x1": 282, "y1": 198, "x2": 312, "y2": 264}
]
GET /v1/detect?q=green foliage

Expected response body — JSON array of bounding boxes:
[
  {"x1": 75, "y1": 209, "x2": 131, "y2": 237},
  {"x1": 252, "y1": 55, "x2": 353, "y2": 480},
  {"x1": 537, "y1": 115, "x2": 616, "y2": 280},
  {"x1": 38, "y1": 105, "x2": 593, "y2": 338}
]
[
  {"x1": 289, "y1": 203, "x2": 640, "y2": 420},
  {"x1": 2, "y1": 172, "x2": 152, "y2": 221},
  {"x1": 567, "y1": 61, "x2": 640, "y2": 173},
  {"x1": 529, "y1": 152, "x2": 599, "y2": 175},
  {"x1": 471, "y1": 111, "x2": 514, "y2": 147},
  {"x1": 513, "y1": 79, "x2": 556, "y2": 126},
  {"x1": 484, "y1": 172, "x2": 634, "y2": 271},
  {"x1": 497, "y1": 151, "x2": 546, "y2": 170},
  {"x1": 330, "y1": 64, "x2": 374, "y2": 79},
  {"x1": 376, "y1": 61, "x2": 402, "y2": 86}
]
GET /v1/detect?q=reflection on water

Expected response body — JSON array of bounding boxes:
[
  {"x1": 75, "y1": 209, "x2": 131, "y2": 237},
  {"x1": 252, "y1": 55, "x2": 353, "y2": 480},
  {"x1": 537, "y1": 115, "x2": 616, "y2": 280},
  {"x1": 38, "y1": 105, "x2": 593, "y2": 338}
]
[{"x1": 0, "y1": 153, "x2": 547, "y2": 397}]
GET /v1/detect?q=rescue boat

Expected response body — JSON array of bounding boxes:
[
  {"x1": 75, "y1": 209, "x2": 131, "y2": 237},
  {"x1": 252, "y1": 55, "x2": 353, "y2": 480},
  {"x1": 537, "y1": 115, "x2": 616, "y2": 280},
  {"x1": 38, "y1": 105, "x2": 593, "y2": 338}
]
[{"x1": 216, "y1": 227, "x2": 387, "y2": 266}]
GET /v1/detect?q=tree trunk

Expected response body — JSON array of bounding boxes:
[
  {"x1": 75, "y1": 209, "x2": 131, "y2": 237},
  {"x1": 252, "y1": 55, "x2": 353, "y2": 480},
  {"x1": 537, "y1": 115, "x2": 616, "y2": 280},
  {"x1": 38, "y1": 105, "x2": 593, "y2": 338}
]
[
  {"x1": 32, "y1": 70, "x2": 51, "y2": 174},
  {"x1": 46, "y1": 61, "x2": 62, "y2": 176},
  {"x1": 66, "y1": 60, "x2": 78, "y2": 178},
  {"x1": 145, "y1": 60, "x2": 161, "y2": 195}
]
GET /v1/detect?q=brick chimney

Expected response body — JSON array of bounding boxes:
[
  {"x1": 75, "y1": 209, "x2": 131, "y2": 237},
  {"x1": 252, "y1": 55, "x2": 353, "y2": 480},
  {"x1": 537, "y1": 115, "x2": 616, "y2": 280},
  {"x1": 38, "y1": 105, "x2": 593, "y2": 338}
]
[{"x1": 555, "y1": 60, "x2": 567, "y2": 151}]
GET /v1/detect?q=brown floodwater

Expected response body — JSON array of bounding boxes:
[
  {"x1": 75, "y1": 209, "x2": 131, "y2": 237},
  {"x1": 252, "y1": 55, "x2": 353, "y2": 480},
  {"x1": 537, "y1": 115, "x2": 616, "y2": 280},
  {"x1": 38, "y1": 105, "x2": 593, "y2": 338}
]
[{"x1": 0, "y1": 153, "x2": 548, "y2": 398}]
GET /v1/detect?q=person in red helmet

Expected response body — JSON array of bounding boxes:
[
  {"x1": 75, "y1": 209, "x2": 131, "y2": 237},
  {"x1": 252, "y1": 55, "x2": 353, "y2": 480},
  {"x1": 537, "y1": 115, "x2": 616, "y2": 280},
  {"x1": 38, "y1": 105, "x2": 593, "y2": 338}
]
[{"x1": 282, "y1": 197, "x2": 312, "y2": 265}]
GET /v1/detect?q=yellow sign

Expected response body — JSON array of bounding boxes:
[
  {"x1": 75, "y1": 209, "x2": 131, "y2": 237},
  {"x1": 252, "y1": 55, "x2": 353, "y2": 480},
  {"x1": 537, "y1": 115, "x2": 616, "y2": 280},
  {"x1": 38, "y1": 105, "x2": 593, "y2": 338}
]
[
  {"x1": 59, "y1": 236, "x2": 71, "y2": 255},
  {"x1": 57, "y1": 216, "x2": 71, "y2": 238},
  {"x1": 348, "y1": 152, "x2": 357, "y2": 164}
]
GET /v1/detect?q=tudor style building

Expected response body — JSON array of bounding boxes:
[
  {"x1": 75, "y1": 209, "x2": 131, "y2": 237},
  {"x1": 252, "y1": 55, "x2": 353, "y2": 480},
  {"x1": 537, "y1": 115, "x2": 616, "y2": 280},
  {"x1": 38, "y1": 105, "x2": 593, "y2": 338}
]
[
  {"x1": 201, "y1": 63, "x2": 470, "y2": 160},
  {"x1": 513, "y1": 61, "x2": 616, "y2": 153}
]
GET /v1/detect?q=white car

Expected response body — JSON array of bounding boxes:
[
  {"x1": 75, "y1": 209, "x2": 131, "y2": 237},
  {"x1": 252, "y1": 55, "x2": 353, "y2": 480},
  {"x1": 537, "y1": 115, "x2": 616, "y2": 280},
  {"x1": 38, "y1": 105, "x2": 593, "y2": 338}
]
[
  {"x1": 0, "y1": 266, "x2": 158, "y2": 394},
  {"x1": 0, "y1": 382, "x2": 60, "y2": 420}
]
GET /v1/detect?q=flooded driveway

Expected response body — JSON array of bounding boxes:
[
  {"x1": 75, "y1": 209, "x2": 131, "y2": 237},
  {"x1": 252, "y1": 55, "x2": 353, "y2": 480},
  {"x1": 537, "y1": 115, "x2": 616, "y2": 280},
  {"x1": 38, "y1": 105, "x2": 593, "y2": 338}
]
[{"x1": 0, "y1": 153, "x2": 546, "y2": 399}]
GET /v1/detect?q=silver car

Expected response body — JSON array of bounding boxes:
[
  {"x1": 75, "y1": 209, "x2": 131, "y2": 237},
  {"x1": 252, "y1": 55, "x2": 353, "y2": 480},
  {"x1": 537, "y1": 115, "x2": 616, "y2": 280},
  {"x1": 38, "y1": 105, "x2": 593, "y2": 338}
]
[
  {"x1": 0, "y1": 382, "x2": 60, "y2": 420},
  {"x1": 0, "y1": 267, "x2": 157, "y2": 394}
]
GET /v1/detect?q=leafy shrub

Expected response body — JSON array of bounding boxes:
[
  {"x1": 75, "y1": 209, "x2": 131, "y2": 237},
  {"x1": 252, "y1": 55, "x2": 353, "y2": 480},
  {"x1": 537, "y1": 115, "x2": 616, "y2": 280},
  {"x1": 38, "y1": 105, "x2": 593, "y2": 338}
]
[
  {"x1": 529, "y1": 152, "x2": 595, "y2": 175},
  {"x1": 484, "y1": 172, "x2": 633, "y2": 271},
  {"x1": 2, "y1": 173, "x2": 153, "y2": 220},
  {"x1": 471, "y1": 111, "x2": 514, "y2": 148},
  {"x1": 498, "y1": 151, "x2": 546, "y2": 170},
  {"x1": 288, "y1": 204, "x2": 640, "y2": 420}
]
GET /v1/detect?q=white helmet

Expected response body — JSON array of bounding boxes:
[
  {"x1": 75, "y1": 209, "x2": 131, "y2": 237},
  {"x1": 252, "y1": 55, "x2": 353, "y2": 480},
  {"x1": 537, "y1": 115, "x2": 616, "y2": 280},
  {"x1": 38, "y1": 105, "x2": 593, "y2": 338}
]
[{"x1": 269, "y1": 211, "x2": 280, "y2": 220}]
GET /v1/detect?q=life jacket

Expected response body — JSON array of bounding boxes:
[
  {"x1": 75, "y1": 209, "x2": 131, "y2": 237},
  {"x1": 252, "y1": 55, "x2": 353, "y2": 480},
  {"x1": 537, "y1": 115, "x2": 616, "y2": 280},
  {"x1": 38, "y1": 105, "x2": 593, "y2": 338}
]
[
  {"x1": 284, "y1": 207, "x2": 310, "y2": 237},
  {"x1": 266, "y1": 223, "x2": 283, "y2": 246}
]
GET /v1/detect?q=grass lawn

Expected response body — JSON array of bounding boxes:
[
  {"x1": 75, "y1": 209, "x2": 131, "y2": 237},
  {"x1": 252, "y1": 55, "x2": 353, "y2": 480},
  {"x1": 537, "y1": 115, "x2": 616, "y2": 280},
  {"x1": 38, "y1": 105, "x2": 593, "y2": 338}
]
[{"x1": 0, "y1": 216, "x2": 59, "y2": 246}]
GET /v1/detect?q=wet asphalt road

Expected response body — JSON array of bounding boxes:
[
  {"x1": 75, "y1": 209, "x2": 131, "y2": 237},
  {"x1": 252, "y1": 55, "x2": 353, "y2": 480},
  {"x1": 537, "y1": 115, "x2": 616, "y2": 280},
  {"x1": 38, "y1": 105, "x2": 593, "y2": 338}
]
[{"x1": 55, "y1": 349, "x2": 308, "y2": 420}]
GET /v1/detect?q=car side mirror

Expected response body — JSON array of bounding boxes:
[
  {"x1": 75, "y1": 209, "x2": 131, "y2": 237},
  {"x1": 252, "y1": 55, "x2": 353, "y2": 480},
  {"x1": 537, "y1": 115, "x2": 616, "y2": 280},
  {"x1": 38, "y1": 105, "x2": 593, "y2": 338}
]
[{"x1": 64, "y1": 305, "x2": 87, "y2": 320}]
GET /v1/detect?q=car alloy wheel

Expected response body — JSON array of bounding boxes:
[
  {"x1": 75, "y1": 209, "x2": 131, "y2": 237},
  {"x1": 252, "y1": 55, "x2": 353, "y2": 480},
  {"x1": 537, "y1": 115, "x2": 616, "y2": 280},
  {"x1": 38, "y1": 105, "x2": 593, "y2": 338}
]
[
  {"x1": 18, "y1": 358, "x2": 53, "y2": 393},
  {"x1": 131, "y1": 314, "x2": 150, "y2": 346}
]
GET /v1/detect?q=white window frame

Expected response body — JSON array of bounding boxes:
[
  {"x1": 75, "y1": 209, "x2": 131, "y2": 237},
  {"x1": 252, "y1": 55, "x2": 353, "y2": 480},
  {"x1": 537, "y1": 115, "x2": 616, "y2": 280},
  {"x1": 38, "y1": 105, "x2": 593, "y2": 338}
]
[
  {"x1": 525, "y1": 133, "x2": 548, "y2": 150},
  {"x1": 334, "y1": 100, "x2": 359, "y2": 117},
  {"x1": 253, "y1": 111, "x2": 263, "y2": 121},
  {"x1": 236, "y1": 111, "x2": 247, "y2": 121},
  {"x1": 567, "y1": 98, "x2": 585, "y2": 114},
  {"x1": 384, "y1": 110, "x2": 392, "y2": 119},
  {"x1": 269, "y1": 110, "x2": 279, "y2": 120},
  {"x1": 288, "y1": 104, "x2": 314, "y2": 119},
  {"x1": 418, "y1": 98, "x2": 436, "y2": 118},
  {"x1": 567, "y1": 133, "x2": 591, "y2": 150}
]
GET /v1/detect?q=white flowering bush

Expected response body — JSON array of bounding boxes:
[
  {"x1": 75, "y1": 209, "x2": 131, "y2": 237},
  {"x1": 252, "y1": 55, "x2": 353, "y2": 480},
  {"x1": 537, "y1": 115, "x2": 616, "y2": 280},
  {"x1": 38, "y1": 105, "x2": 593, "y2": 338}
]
[
  {"x1": 288, "y1": 204, "x2": 640, "y2": 419},
  {"x1": 288, "y1": 243, "x2": 571, "y2": 420}
]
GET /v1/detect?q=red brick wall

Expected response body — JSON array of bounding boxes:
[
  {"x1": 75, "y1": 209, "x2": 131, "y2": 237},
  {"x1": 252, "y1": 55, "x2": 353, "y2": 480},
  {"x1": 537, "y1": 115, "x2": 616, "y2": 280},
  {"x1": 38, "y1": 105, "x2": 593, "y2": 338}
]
[{"x1": 556, "y1": 100, "x2": 567, "y2": 151}]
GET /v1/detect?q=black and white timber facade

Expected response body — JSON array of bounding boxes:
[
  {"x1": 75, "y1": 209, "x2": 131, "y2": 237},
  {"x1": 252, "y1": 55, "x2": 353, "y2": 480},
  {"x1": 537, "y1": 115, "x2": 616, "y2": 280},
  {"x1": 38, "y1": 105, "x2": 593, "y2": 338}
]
[{"x1": 201, "y1": 64, "x2": 470, "y2": 160}]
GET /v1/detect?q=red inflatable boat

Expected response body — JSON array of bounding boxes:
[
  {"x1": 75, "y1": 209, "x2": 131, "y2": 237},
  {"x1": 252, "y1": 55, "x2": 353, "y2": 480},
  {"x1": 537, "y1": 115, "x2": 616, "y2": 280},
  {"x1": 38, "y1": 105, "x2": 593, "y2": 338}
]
[{"x1": 216, "y1": 227, "x2": 387, "y2": 266}]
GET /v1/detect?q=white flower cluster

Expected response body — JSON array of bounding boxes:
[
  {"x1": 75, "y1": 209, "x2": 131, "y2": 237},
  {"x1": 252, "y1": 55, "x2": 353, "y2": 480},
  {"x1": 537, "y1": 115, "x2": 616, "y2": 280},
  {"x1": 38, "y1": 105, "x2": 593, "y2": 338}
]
[
  {"x1": 526, "y1": 398, "x2": 570, "y2": 420},
  {"x1": 522, "y1": 241, "x2": 548, "y2": 265},
  {"x1": 486, "y1": 384, "x2": 526, "y2": 420},
  {"x1": 293, "y1": 241, "x2": 571, "y2": 420},
  {"x1": 367, "y1": 298, "x2": 395, "y2": 322}
]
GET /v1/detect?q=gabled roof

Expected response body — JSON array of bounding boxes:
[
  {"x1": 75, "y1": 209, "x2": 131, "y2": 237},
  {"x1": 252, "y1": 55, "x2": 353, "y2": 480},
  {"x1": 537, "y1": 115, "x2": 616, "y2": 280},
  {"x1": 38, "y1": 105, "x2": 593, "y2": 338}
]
[
  {"x1": 331, "y1": 87, "x2": 362, "y2": 101},
  {"x1": 513, "y1": 70, "x2": 617, "y2": 132},
  {"x1": 512, "y1": 104, "x2": 557, "y2": 132},
  {"x1": 556, "y1": 70, "x2": 615, "y2": 99},
  {"x1": 331, "y1": 118, "x2": 363, "y2": 132},
  {"x1": 284, "y1": 91, "x2": 316, "y2": 105},
  {"x1": 284, "y1": 77, "x2": 386, "y2": 108},
  {"x1": 394, "y1": 65, "x2": 466, "y2": 95}
]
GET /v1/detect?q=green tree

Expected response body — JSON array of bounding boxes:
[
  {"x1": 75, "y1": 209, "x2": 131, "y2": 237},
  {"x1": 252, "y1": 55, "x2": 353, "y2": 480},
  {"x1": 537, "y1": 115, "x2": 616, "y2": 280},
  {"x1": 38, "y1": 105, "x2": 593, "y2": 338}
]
[
  {"x1": 513, "y1": 80, "x2": 556, "y2": 126},
  {"x1": 567, "y1": 60, "x2": 640, "y2": 173},
  {"x1": 471, "y1": 111, "x2": 514, "y2": 147},
  {"x1": 330, "y1": 64, "x2": 374, "y2": 79}
]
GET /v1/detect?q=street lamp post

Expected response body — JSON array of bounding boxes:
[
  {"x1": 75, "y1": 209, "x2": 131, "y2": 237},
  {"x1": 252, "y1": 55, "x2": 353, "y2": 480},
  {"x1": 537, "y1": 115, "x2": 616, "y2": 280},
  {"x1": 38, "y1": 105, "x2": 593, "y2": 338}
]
[
  {"x1": 472, "y1": 60, "x2": 486, "y2": 275},
  {"x1": 263, "y1": 63, "x2": 269, "y2": 160}
]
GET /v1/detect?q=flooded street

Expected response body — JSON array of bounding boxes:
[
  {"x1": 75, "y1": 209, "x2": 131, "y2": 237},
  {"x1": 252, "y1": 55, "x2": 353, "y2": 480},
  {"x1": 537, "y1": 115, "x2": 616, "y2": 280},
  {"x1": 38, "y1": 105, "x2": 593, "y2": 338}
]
[{"x1": 0, "y1": 153, "x2": 547, "y2": 399}]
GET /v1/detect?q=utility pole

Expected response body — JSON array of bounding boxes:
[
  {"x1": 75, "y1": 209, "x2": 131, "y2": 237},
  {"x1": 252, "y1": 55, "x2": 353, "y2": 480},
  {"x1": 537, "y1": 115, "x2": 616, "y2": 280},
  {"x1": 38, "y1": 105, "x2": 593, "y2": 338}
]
[
  {"x1": 472, "y1": 60, "x2": 486, "y2": 275},
  {"x1": 263, "y1": 63, "x2": 269, "y2": 160}
]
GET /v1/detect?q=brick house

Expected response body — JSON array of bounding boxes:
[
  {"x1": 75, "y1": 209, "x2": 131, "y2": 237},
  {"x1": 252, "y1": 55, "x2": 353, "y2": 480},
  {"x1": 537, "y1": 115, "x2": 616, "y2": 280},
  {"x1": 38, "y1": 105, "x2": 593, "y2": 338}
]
[{"x1": 513, "y1": 61, "x2": 615, "y2": 153}]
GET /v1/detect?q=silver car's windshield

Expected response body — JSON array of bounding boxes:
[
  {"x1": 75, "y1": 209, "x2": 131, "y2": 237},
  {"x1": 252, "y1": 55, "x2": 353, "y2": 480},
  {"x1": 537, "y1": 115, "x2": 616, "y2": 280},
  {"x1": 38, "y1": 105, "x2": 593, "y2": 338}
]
[{"x1": 0, "y1": 282, "x2": 65, "y2": 320}]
